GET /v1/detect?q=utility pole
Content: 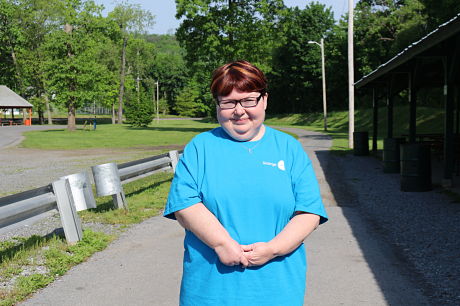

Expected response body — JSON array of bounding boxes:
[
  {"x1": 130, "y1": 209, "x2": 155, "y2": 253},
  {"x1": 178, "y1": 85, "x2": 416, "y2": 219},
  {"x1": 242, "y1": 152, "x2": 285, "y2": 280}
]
[
  {"x1": 348, "y1": 0, "x2": 355, "y2": 148},
  {"x1": 156, "y1": 81, "x2": 159, "y2": 124},
  {"x1": 308, "y1": 38, "x2": 327, "y2": 131}
]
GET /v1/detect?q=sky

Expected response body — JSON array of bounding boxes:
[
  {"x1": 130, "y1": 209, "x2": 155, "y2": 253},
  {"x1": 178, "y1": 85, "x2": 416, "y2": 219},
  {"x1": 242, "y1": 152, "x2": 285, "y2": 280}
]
[{"x1": 95, "y1": 0, "x2": 357, "y2": 35}]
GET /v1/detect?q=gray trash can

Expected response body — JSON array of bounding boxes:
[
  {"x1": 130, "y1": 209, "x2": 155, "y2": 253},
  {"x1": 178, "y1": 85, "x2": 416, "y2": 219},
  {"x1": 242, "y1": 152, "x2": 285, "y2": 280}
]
[
  {"x1": 400, "y1": 143, "x2": 432, "y2": 192},
  {"x1": 383, "y1": 138, "x2": 405, "y2": 173},
  {"x1": 353, "y1": 131, "x2": 369, "y2": 156}
]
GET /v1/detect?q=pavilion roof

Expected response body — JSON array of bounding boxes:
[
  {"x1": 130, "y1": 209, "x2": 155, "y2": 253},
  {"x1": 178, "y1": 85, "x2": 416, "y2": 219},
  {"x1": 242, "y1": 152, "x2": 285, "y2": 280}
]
[{"x1": 0, "y1": 86, "x2": 33, "y2": 109}]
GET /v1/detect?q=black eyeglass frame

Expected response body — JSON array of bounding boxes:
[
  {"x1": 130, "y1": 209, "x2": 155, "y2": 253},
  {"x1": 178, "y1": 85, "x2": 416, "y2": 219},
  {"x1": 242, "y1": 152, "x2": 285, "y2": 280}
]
[{"x1": 216, "y1": 92, "x2": 266, "y2": 110}]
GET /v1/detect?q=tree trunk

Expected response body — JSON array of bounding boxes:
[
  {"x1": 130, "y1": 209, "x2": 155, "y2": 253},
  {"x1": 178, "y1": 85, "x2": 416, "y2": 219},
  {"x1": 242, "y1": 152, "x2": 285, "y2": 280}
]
[
  {"x1": 38, "y1": 109, "x2": 44, "y2": 125},
  {"x1": 68, "y1": 102, "x2": 76, "y2": 131},
  {"x1": 118, "y1": 36, "x2": 128, "y2": 124},
  {"x1": 10, "y1": 47, "x2": 24, "y2": 94},
  {"x1": 64, "y1": 23, "x2": 76, "y2": 131},
  {"x1": 44, "y1": 94, "x2": 52, "y2": 124},
  {"x1": 112, "y1": 102, "x2": 116, "y2": 124}
]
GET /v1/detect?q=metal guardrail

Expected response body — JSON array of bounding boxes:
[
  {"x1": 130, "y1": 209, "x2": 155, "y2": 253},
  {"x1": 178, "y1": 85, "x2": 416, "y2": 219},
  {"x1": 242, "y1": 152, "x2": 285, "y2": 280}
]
[
  {"x1": 0, "y1": 150, "x2": 182, "y2": 244},
  {"x1": 0, "y1": 185, "x2": 55, "y2": 229}
]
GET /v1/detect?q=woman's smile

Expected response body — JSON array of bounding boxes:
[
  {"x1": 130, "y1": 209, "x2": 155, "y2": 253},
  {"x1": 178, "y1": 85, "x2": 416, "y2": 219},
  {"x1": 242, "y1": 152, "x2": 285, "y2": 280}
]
[{"x1": 232, "y1": 117, "x2": 249, "y2": 124}]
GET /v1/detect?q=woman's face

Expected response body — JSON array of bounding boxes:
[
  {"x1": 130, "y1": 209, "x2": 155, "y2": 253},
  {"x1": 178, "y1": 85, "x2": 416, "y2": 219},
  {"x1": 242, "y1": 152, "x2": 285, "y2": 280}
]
[{"x1": 216, "y1": 88, "x2": 267, "y2": 142}]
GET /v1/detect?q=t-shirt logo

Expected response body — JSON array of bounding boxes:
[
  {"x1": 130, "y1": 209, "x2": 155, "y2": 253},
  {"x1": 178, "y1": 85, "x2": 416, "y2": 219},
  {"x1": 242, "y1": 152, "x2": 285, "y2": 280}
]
[
  {"x1": 277, "y1": 160, "x2": 285, "y2": 171},
  {"x1": 262, "y1": 160, "x2": 285, "y2": 171}
]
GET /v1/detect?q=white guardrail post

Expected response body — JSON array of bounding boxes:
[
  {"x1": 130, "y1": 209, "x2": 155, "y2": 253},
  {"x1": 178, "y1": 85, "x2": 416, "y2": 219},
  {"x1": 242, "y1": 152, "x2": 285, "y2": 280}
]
[
  {"x1": 52, "y1": 178, "x2": 83, "y2": 244},
  {"x1": 92, "y1": 162, "x2": 127, "y2": 210},
  {"x1": 168, "y1": 150, "x2": 179, "y2": 172}
]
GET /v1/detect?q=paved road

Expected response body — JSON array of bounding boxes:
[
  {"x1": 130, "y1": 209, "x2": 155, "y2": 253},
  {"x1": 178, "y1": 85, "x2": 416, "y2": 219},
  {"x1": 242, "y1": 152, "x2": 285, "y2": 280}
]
[
  {"x1": 0, "y1": 125, "x2": 65, "y2": 149},
  {"x1": 20, "y1": 128, "x2": 430, "y2": 306}
]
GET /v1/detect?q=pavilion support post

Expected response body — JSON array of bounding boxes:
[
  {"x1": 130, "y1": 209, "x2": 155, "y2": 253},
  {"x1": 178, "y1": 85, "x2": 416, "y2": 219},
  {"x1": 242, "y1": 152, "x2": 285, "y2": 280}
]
[
  {"x1": 409, "y1": 70, "x2": 417, "y2": 143},
  {"x1": 29, "y1": 108, "x2": 32, "y2": 126},
  {"x1": 443, "y1": 56, "x2": 455, "y2": 186},
  {"x1": 372, "y1": 88, "x2": 378, "y2": 151},
  {"x1": 386, "y1": 82, "x2": 394, "y2": 138},
  {"x1": 455, "y1": 86, "x2": 459, "y2": 135}
]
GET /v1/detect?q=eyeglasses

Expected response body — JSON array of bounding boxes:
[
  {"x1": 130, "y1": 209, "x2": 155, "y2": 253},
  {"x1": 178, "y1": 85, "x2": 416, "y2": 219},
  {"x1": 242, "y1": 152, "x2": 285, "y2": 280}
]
[{"x1": 217, "y1": 93, "x2": 264, "y2": 110}]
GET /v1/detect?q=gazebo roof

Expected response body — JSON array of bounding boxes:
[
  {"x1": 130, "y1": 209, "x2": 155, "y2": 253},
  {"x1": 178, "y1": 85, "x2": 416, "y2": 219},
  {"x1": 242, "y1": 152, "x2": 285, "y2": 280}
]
[{"x1": 0, "y1": 86, "x2": 33, "y2": 109}]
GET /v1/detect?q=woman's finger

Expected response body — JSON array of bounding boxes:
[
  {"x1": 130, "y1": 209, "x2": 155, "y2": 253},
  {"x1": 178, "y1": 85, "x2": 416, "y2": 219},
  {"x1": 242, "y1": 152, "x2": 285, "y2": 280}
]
[{"x1": 240, "y1": 244, "x2": 254, "y2": 252}]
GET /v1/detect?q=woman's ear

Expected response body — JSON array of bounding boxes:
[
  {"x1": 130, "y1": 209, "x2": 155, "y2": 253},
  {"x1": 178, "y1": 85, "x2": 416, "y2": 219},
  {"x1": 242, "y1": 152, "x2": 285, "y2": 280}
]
[{"x1": 263, "y1": 93, "x2": 268, "y2": 110}]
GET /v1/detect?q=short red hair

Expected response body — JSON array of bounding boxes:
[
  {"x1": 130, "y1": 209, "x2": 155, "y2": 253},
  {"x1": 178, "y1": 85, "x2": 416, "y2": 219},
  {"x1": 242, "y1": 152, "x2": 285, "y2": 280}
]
[{"x1": 210, "y1": 60, "x2": 267, "y2": 99}]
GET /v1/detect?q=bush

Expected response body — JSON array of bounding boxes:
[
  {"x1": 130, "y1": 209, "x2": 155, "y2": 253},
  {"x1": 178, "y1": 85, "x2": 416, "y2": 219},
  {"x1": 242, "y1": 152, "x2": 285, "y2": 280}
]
[{"x1": 125, "y1": 93, "x2": 154, "y2": 127}]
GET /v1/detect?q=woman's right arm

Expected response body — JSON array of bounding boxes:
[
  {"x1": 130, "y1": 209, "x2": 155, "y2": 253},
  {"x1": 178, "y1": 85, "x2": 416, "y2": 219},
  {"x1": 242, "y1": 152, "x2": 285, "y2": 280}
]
[{"x1": 175, "y1": 203, "x2": 249, "y2": 267}]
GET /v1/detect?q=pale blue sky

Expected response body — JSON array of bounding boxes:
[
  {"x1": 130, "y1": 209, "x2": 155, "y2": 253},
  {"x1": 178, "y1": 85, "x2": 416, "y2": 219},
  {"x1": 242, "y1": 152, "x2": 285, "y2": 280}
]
[{"x1": 95, "y1": 0, "x2": 356, "y2": 34}]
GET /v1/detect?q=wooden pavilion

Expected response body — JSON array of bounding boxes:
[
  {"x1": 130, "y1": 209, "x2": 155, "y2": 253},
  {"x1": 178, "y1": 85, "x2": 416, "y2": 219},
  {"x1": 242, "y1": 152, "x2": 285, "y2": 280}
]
[
  {"x1": 355, "y1": 13, "x2": 460, "y2": 187},
  {"x1": 0, "y1": 85, "x2": 33, "y2": 126}
]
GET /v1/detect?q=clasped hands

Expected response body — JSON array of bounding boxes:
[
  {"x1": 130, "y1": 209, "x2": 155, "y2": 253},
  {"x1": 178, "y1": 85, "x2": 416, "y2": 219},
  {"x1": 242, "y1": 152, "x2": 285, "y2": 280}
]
[{"x1": 214, "y1": 239, "x2": 276, "y2": 268}]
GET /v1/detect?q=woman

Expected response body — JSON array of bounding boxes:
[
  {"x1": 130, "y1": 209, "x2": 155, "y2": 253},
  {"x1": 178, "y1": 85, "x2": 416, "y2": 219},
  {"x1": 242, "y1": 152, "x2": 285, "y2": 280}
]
[{"x1": 164, "y1": 60, "x2": 328, "y2": 305}]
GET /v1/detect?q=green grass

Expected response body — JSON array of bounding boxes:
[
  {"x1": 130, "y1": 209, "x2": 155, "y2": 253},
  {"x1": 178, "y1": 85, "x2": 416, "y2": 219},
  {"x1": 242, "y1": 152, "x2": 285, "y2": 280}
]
[
  {"x1": 80, "y1": 171, "x2": 173, "y2": 224},
  {"x1": 23, "y1": 106, "x2": 445, "y2": 152},
  {"x1": 265, "y1": 105, "x2": 445, "y2": 153},
  {"x1": 0, "y1": 230, "x2": 113, "y2": 306},
  {"x1": 22, "y1": 120, "x2": 219, "y2": 150},
  {"x1": 22, "y1": 118, "x2": 301, "y2": 150}
]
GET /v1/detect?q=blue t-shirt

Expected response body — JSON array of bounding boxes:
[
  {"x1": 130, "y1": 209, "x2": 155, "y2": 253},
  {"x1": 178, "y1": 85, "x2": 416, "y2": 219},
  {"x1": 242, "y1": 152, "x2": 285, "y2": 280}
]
[{"x1": 164, "y1": 126, "x2": 328, "y2": 306}]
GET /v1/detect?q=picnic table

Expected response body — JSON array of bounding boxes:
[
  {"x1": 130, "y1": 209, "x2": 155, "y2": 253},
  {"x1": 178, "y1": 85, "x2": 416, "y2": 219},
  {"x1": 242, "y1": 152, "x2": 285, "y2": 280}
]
[{"x1": 0, "y1": 118, "x2": 23, "y2": 126}]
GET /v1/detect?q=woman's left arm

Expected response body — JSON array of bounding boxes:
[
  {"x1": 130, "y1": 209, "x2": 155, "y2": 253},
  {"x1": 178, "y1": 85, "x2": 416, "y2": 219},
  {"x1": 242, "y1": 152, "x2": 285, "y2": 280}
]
[{"x1": 241, "y1": 212, "x2": 320, "y2": 266}]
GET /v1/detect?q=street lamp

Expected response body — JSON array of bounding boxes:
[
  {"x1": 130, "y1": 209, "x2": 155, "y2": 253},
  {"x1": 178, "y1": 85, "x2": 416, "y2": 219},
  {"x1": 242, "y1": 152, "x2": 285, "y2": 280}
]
[{"x1": 308, "y1": 38, "x2": 327, "y2": 131}]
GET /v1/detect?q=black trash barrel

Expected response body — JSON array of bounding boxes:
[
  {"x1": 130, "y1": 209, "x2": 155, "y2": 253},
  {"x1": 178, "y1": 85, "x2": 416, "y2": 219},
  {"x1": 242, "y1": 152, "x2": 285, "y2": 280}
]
[
  {"x1": 400, "y1": 143, "x2": 432, "y2": 192},
  {"x1": 383, "y1": 138, "x2": 405, "y2": 173},
  {"x1": 353, "y1": 132, "x2": 369, "y2": 156}
]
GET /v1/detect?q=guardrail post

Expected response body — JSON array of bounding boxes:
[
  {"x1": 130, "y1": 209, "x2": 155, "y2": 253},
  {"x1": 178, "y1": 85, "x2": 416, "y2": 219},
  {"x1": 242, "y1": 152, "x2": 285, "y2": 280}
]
[
  {"x1": 169, "y1": 150, "x2": 179, "y2": 173},
  {"x1": 52, "y1": 179, "x2": 83, "y2": 244},
  {"x1": 92, "y1": 162, "x2": 127, "y2": 209},
  {"x1": 60, "y1": 172, "x2": 96, "y2": 211}
]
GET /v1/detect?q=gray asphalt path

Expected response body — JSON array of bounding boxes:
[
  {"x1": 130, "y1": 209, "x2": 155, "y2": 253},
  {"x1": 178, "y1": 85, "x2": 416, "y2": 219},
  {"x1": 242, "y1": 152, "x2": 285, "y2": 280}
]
[
  {"x1": 20, "y1": 128, "x2": 430, "y2": 306},
  {"x1": 0, "y1": 125, "x2": 65, "y2": 149}
]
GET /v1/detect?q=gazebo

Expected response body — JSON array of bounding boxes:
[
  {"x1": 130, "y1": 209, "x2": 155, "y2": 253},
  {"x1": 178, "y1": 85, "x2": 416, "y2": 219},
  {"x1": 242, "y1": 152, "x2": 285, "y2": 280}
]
[
  {"x1": 0, "y1": 85, "x2": 33, "y2": 126},
  {"x1": 355, "y1": 13, "x2": 460, "y2": 187}
]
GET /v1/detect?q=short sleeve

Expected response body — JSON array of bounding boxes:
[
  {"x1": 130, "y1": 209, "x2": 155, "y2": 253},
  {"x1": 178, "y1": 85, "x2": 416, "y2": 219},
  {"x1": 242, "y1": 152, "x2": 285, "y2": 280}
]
[
  {"x1": 163, "y1": 140, "x2": 202, "y2": 220},
  {"x1": 290, "y1": 141, "x2": 328, "y2": 224}
]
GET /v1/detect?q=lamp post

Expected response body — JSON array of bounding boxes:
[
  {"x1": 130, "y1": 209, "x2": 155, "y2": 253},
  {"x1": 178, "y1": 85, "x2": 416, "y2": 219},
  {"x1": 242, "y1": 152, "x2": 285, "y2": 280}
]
[{"x1": 308, "y1": 38, "x2": 327, "y2": 131}]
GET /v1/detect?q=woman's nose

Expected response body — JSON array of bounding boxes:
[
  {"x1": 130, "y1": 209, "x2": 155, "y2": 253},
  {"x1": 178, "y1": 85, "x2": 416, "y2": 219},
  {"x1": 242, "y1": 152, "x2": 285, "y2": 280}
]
[{"x1": 233, "y1": 102, "x2": 246, "y2": 115}]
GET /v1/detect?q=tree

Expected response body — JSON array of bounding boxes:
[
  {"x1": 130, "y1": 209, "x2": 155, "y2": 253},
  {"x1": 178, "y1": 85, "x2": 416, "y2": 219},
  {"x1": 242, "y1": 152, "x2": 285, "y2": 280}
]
[
  {"x1": 43, "y1": 0, "x2": 114, "y2": 130},
  {"x1": 175, "y1": 0, "x2": 285, "y2": 116},
  {"x1": 123, "y1": 37, "x2": 156, "y2": 126},
  {"x1": 0, "y1": 0, "x2": 26, "y2": 93},
  {"x1": 419, "y1": 0, "x2": 460, "y2": 29},
  {"x1": 108, "y1": 1, "x2": 154, "y2": 124},
  {"x1": 16, "y1": 0, "x2": 63, "y2": 124},
  {"x1": 124, "y1": 89, "x2": 154, "y2": 126},
  {"x1": 269, "y1": 3, "x2": 335, "y2": 114},
  {"x1": 145, "y1": 34, "x2": 188, "y2": 110},
  {"x1": 353, "y1": 0, "x2": 427, "y2": 77},
  {"x1": 174, "y1": 78, "x2": 211, "y2": 117}
]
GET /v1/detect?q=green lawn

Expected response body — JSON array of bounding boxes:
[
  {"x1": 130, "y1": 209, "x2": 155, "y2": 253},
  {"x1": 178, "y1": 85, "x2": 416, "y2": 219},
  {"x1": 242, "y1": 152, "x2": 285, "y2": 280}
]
[
  {"x1": 22, "y1": 106, "x2": 445, "y2": 152},
  {"x1": 265, "y1": 105, "x2": 445, "y2": 153},
  {"x1": 22, "y1": 120, "x2": 219, "y2": 150}
]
